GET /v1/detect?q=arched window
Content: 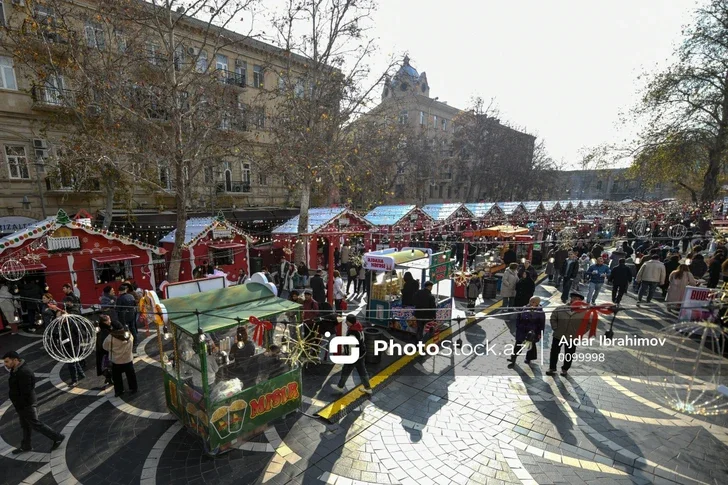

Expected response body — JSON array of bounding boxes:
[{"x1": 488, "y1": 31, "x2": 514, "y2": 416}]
[{"x1": 224, "y1": 169, "x2": 232, "y2": 192}]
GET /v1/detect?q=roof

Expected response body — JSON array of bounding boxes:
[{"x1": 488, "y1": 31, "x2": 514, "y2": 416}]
[
  {"x1": 558, "y1": 200, "x2": 574, "y2": 209},
  {"x1": 496, "y1": 202, "x2": 525, "y2": 215},
  {"x1": 0, "y1": 211, "x2": 163, "y2": 255},
  {"x1": 421, "y1": 203, "x2": 470, "y2": 221},
  {"x1": 464, "y1": 203, "x2": 498, "y2": 218},
  {"x1": 521, "y1": 202, "x2": 543, "y2": 213},
  {"x1": 272, "y1": 207, "x2": 347, "y2": 234},
  {"x1": 159, "y1": 215, "x2": 249, "y2": 245},
  {"x1": 364, "y1": 205, "x2": 417, "y2": 226},
  {"x1": 164, "y1": 282, "x2": 301, "y2": 334},
  {"x1": 541, "y1": 201, "x2": 559, "y2": 211}
]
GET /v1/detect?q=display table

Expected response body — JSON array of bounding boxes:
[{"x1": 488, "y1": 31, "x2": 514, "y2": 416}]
[{"x1": 159, "y1": 282, "x2": 302, "y2": 456}]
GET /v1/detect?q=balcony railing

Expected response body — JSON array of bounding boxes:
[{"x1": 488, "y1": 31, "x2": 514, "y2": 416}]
[
  {"x1": 47, "y1": 236, "x2": 81, "y2": 251},
  {"x1": 32, "y1": 85, "x2": 74, "y2": 108},
  {"x1": 216, "y1": 69, "x2": 246, "y2": 88}
]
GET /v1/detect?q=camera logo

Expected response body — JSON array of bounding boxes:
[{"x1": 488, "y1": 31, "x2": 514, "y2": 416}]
[{"x1": 324, "y1": 332, "x2": 359, "y2": 364}]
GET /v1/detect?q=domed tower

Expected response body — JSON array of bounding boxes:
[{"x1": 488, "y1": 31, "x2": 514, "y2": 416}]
[{"x1": 382, "y1": 56, "x2": 430, "y2": 100}]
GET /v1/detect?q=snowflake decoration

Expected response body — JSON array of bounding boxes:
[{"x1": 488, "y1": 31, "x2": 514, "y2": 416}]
[
  {"x1": 282, "y1": 324, "x2": 324, "y2": 367},
  {"x1": 1, "y1": 259, "x2": 25, "y2": 281},
  {"x1": 24, "y1": 253, "x2": 42, "y2": 263},
  {"x1": 452, "y1": 272, "x2": 470, "y2": 287}
]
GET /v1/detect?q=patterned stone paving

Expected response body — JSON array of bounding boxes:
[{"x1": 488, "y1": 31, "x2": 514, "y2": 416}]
[{"x1": 1, "y1": 280, "x2": 727, "y2": 485}]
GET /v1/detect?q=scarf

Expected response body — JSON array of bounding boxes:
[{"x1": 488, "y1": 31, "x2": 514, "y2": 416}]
[{"x1": 570, "y1": 301, "x2": 614, "y2": 338}]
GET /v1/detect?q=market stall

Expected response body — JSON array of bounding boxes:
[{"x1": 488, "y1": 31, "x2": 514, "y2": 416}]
[
  {"x1": 364, "y1": 205, "x2": 433, "y2": 249},
  {"x1": 474, "y1": 224, "x2": 533, "y2": 266},
  {"x1": 160, "y1": 212, "x2": 251, "y2": 283},
  {"x1": 363, "y1": 248, "x2": 453, "y2": 334},
  {"x1": 158, "y1": 282, "x2": 302, "y2": 456},
  {"x1": 0, "y1": 209, "x2": 164, "y2": 305}
]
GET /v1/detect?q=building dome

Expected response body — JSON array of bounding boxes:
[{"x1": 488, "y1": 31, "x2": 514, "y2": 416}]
[{"x1": 396, "y1": 56, "x2": 419, "y2": 80}]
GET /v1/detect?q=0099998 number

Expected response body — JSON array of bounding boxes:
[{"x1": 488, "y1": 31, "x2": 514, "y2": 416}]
[{"x1": 559, "y1": 352, "x2": 604, "y2": 362}]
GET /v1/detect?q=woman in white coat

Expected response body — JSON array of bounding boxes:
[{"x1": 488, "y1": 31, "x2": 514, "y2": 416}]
[{"x1": 500, "y1": 263, "x2": 519, "y2": 311}]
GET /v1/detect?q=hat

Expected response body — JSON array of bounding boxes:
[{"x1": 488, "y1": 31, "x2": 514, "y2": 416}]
[
  {"x1": 569, "y1": 291, "x2": 585, "y2": 300},
  {"x1": 303, "y1": 289, "x2": 312, "y2": 295}
]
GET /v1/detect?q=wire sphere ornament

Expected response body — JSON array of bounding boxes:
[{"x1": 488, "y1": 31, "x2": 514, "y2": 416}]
[
  {"x1": 557, "y1": 228, "x2": 577, "y2": 249},
  {"x1": 636, "y1": 320, "x2": 728, "y2": 416},
  {"x1": 43, "y1": 314, "x2": 97, "y2": 363},
  {"x1": 667, "y1": 224, "x2": 688, "y2": 240},
  {"x1": 1, "y1": 259, "x2": 26, "y2": 281},
  {"x1": 631, "y1": 219, "x2": 651, "y2": 238}
]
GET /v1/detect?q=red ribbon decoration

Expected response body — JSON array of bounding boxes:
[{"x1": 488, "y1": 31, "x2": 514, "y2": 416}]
[
  {"x1": 249, "y1": 316, "x2": 273, "y2": 347},
  {"x1": 570, "y1": 301, "x2": 614, "y2": 338}
]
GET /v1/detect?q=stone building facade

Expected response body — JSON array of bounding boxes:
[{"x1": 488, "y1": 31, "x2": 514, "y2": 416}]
[
  {"x1": 0, "y1": 0, "x2": 298, "y2": 225},
  {"x1": 543, "y1": 168, "x2": 675, "y2": 201}
]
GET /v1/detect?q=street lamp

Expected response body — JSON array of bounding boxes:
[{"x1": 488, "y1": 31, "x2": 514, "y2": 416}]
[{"x1": 21, "y1": 196, "x2": 31, "y2": 210}]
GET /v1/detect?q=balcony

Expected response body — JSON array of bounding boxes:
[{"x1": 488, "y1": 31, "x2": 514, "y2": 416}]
[
  {"x1": 47, "y1": 236, "x2": 81, "y2": 252},
  {"x1": 216, "y1": 69, "x2": 246, "y2": 88},
  {"x1": 32, "y1": 85, "x2": 74, "y2": 109}
]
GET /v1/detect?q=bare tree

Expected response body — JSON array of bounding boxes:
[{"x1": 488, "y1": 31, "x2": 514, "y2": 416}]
[{"x1": 2, "y1": 0, "x2": 260, "y2": 281}]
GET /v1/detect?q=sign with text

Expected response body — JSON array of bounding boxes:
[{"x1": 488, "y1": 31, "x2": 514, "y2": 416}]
[
  {"x1": 364, "y1": 254, "x2": 395, "y2": 271},
  {"x1": 429, "y1": 262, "x2": 451, "y2": 284},
  {"x1": 213, "y1": 228, "x2": 232, "y2": 239},
  {"x1": 678, "y1": 286, "x2": 715, "y2": 323},
  {"x1": 0, "y1": 216, "x2": 38, "y2": 235}
]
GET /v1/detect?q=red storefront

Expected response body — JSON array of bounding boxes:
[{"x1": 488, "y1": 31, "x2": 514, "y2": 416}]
[
  {"x1": 159, "y1": 213, "x2": 251, "y2": 282},
  {"x1": 0, "y1": 209, "x2": 164, "y2": 305}
]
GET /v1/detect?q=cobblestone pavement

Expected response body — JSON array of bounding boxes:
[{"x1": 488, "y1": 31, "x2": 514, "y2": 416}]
[{"x1": 1, "y1": 281, "x2": 727, "y2": 485}]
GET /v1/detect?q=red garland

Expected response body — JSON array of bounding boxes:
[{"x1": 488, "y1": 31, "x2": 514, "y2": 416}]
[
  {"x1": 249, "y1": 315, "x2": 273, "y2": 346},
  {"x1": 570, "y1": 301, "x2": 614, "y2": 338}
]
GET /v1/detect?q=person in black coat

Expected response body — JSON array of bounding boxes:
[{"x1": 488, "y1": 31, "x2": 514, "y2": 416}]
[
  {"x1": 513, "y1": 272, "x2": 536, "y2": 308},
  {"x1": 309, "y1": 270, "x2": 326, "y2": 304},
  {"x1": 689, "y1": 254, "x2": 708, "y2": 280},
  {"x1": 503, "y1": 247, "x2": 517, "y2": 266},
  {"x1": 662, "y1": 254, "x2": 681, "y2": 296},
  {"x1": 116, "y1": 284, "x2": 138, "y2": 351},
  {"x1": 3, "y1": 351, "x2": 64, "y2": 453},
  {"x1": 95, "y1": 314, "x2": 114, "y2": 385},
  {"x1": 401, "y1": 272, "x2": 419, "y2": 307},
  {"x1": 708, "y1": 252, "x2": 725, "y2": 288},
  {"x1": 413, "y1": 281, "x2": 437, "y2": 341},
  {"x1": 609, "y1": 258, "x2": 632, "y2": 305}
]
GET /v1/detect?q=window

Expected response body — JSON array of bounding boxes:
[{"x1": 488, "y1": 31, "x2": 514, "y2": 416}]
[
  {"x1": 235, "y1": 60, "x2": 247, "y2": 86},
  {"x1": 420, "y1": 111, "x2": 425, "y2": 125},
  {"x1": 35, "y1": 5, "x2": 56, "y2": 25},
  {"x1": 0, "y1": 56, "x2": 17, "y2": 90},
  {"x1": 596, "y1": 180, "x2": 603, "y2": 190},
  {"x1": 438, "y1": 184, "x2": 443, "y2": 198},
  {"x1": 395, "y1": 184, "x2": 405, "y2": 198},
  {"x1": 41, "y1": 75, "x2": 66, "y2": 105},
  {"x1": 224, "y1": 169, "x2": 232, "y2": 192},
  {"x1": 220, "y1": 112, "x2": 231, "y2": 130},
  {"x1": 204, "y1": 166, "x2": 214, "y2": 183},
  {"x1": 94, "y1": 259, "x2": 133, "y2": 283},
  {"x1": 0, "y1": 2, "x2": 6, "y2": 28},
  {"x1": 294, "y1": 78, "x2": 305, "y2": 97},
  {"x1": 258, "y1": 171, "x2": 267, "y2": 185},
  {"x1": 399, "y1": 110, "x2": 408, "y2": 125},
  {"x1": 174, "y1": 45, "x2": 184, "y2": 71},
  {"x1": 196, "y1": 50, "x2": 208, "y2": 73},
  {"x1": 447, "y1": 186, "x2": 452, "y2": 199},
  {"x1": 441, "y1": 118, "x2": 447, "y2": 131},
  {"x1": 253, "y1": 65, "x2": 264, "y2": 88},
  {"x1": 211, "y1": 248, "x2": 233, "y2": 266},
  {"x1": 115, "y1": 31, "x2": 127, "y2": 52},
  {"x1": 278, "y1": 73, "x2": 287, "y2": 91},
  {"x1": 85, "y1": 22, "x2": 105, "y2": 49},
  {"x1": 216, "y1": 54, "x2": 228, "y2": 71},
  {"x1": 159, "y1": 164, "x2": 171, "y2": 189},
  {"x1": 242, "y1": 162, "x2": 251, "y2": 184},
  {"x1": 429, "y1": 184, "x2": 437, "y2": 198},
  {"x1": 252, "y1": 107, "x2": 265, "y2": 129},
  {"x1": 433, "y1": 115, "x2": 438, "y2": 129},
  {"x1": 146, "y1": 42, "x2": 160, "y2": 65},
  {"x1": 5, "y1": 145, "x2": 30, "y2": 179}
]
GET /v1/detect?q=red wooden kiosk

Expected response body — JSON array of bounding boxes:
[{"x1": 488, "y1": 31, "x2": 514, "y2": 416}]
[
  {"x1": 364, "y1": 205, "x2": 433, "y2": 249},
  {"x1": 0, "y1": 209, "x2": 164, "y2": 304},
  {"x1": 159, "y1": 212, "x2": 251, "y2": 282}
]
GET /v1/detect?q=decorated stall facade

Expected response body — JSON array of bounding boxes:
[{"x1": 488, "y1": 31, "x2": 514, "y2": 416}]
[
  {"x1": 464, "y1": 203, "x2": 504, "y2": 226},
  {"x1": 158, "y1": 282, "x2": 302, "y2": 456},
  {"x1": 0, "y1": 209, "x2": 164, "y2": 303},
  {"x1": 364, "y1": 248, "x2": 453, "y2": 334},
  {"x1": 160, "y1": 212, "x2": 251, "y2": 283},
  {"x1": 364, "y1": 205, "x2": 433, "y2": 249},
  {"x1": 271, "y1": 207, "x2": 375, "y2": 270}
]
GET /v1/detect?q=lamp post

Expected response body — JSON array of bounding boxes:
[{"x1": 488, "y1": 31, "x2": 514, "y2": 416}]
[
  {"x1": 34, "y1": 160, "x2": 47, "y2": 218},
  {"x1": 21, "y1": 196, "x2": 31, "y2": 210}
]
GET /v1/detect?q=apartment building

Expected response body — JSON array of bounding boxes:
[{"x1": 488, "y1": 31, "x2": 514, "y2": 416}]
[
  {"x1": 369, "y1": 56, "x2": 535, "y2": 204},
  {"x1": 0, "y1": 0, "x2": 301, "y2": 228}
]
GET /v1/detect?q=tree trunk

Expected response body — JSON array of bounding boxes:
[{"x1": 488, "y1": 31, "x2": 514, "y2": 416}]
[
  {"x1": 168, "y1": 171, "x2": 187, "y2": 283},
  {"x1": 102, "y1": 182, "x2": 115, "y2": 229},
  {"x1": 295, "y1": 182, "x2": 311, "y2": 266}
]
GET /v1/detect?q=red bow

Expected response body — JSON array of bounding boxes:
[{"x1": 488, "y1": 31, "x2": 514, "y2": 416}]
[
  {"x1": 570, "y1": 301, "x2": 614, "y2": 338},
  {"x1": 249, "y1": 316, "x2": 273, "y2": 346}
]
